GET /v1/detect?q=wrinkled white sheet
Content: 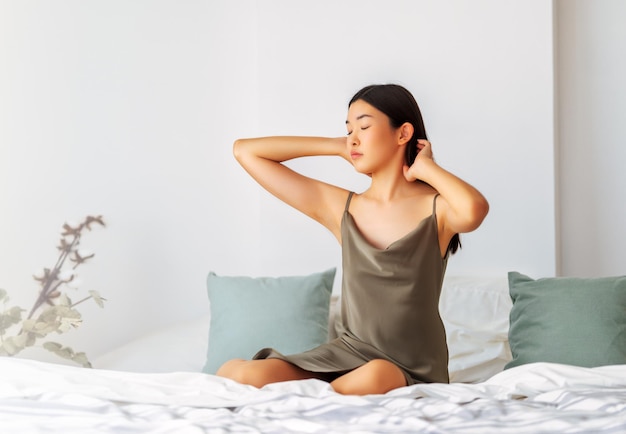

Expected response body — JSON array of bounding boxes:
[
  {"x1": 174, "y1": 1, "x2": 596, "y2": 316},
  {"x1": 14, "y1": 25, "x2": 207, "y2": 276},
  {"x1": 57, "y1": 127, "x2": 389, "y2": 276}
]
[{"x1": 1, "y1": 358, "x2": 625, "y2": 433}]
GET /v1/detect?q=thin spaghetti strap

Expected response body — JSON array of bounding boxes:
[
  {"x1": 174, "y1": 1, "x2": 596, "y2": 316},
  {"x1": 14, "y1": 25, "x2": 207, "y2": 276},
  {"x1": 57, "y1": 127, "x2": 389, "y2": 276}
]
[
  {"x1": 432, "y1": 193, "x2": 440, "y2": 214},
  {"x1": 344, "y1": 191, "x2": 355, "y2": 212}
]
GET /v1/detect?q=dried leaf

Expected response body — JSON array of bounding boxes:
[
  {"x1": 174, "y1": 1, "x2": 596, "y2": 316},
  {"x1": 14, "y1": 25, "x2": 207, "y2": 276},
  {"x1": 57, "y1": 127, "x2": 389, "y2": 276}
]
[
  {"x1": 0, "y1": 333, "x2": 29, "y2": 356},
  {"x1": 57, "y1": 237, "x2": 73, "y2": 253},
  {"x1": 61, "y1": 222, "x2": 80, "y2": 237},
  {"x1": 21, "y1": 318, "x2": 37, "y2": 332},
  {"x1": 33, "y1": 268, "x2": 52, "y2": 283},
  {"x1": 25, "y1": 333, "x2": 37, "y2": 347},
  {"x1": 88, "y1": 290, "x2": 106, "y2": 308},
  {"x1": 72, "y1": 352, "x2": 92, "y2": 368},
  {"x1": 59, "y1": 294, "x2": 71, "y2": 306},
  {"x1": 22, "y1": 318, "x2": 56, "y2": 337},
  {"x1": 43, "y1": 341, "x2": 63, "y2": 351},
  {"x1": 84, "y1": 215, "x2": 105, "y2": 230},
  {"x1": 0, "y1": 306, "x2": 24, "y2": 333},
  {"x1": 70, "y1": 250, "x2": 95, "y2": 266},
  {"x1": 35, "y1": 305, "x2": 83, "y2": 334},
  {"x1": 43, "y1": 342, "x2": 92, "y2": 368}
]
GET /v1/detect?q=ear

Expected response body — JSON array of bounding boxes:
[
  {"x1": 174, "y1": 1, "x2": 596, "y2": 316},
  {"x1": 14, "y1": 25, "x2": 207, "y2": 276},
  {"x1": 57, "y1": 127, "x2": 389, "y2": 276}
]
[{"x1": 397, "y1": 122, "x2": 414, "y2": 146}]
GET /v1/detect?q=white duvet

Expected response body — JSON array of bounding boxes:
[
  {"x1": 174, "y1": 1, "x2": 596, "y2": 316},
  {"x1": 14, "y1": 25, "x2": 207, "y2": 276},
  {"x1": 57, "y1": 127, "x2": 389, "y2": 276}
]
[{"x1": 1, "y1": 358, "x2": 625, "y2": 433}]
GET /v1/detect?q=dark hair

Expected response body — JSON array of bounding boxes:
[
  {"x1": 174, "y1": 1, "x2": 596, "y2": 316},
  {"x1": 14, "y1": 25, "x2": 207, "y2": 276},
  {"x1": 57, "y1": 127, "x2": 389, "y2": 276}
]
[{"x1": 349, "y1": 84, "x2": 461, "y2": 255}]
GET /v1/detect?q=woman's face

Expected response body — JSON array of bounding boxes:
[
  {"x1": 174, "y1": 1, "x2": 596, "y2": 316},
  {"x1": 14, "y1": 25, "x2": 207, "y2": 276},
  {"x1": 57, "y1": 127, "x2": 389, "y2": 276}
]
[{"x1": 345, "y1": 99, "x2": 400, "y2": 175}]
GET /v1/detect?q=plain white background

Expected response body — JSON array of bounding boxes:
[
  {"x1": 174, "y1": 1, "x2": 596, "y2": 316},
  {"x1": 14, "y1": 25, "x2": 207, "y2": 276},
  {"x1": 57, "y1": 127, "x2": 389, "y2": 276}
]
[
  {"x1": 0, "y1": 0, "x2": 623, "y2": 360},
  {"x1": 555, "y1": 0, "x2": 626, "y2": 277}
]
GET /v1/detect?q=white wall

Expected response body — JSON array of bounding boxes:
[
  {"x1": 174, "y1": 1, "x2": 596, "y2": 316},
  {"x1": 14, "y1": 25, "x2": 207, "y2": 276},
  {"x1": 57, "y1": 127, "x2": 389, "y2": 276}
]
[
  {"x1": 253, "y1": 0, "x2": 556, "y2": 279},
  {"x1": 556, "y1": 0, "x2": 626, "y2": 277},
  {"x1": 0, "y1": 0, "x2": 556, "y2": 360},
  {"x1": 0, "y1": 0, "x2": 262, "y2": 357}
]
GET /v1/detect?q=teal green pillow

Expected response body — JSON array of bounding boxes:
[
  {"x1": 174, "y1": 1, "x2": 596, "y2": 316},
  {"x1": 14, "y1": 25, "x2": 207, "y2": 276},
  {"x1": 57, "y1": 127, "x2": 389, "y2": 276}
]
[
  {"x1": 203, "y1": 268, "x2": 336, "y2": 374},
  {"x1": 506, "y1": 272, "x2": 626, "y2": 369}
]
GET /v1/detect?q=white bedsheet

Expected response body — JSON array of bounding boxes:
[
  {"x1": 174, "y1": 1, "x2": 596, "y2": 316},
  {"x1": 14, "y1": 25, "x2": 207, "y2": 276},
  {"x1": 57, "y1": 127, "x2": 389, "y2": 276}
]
[{"x1": 1, "y1": 358, "x2": 625, "y2": 433}]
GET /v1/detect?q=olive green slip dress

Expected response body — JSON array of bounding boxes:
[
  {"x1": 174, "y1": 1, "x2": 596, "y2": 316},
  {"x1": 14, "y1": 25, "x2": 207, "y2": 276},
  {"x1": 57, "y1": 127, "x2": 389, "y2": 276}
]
[{"x1": 253, "y1": 191, "x2": 450, "y2": 385}]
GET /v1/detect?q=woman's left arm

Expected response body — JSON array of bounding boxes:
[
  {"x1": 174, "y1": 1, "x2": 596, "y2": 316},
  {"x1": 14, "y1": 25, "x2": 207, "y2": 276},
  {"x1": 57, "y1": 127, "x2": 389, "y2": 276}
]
[{"x1": 404, "y1": 140, "x2": 489, "y2": 234}]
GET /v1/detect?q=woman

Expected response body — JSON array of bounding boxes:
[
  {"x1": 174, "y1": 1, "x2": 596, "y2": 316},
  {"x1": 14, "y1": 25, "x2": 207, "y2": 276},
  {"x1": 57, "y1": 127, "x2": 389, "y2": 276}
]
[{"x1": 217, "y1": 84, "x2": 489, "y2": 395}]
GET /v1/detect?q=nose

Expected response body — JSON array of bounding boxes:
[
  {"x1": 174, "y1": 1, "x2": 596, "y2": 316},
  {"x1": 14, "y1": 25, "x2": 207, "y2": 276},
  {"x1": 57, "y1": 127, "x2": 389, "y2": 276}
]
[{"x1": 348, "y1": 132, "x2": 359, "y2": 147}]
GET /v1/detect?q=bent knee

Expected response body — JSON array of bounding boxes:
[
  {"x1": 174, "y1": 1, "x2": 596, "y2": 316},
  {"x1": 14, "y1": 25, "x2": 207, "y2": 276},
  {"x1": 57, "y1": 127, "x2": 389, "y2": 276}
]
[
  {"x1": 215, "y1": 358, "x2": 247, "y2": 381},
  {"x1": 215, "y1": 358, "x2": 295, "y2": 388},
  {"x1": 332, "y1": 359, "x2": 407, "y2": 395},
  {"x1": 363, "y1": 359, "x2": 407, "y2": 387},
  {"x1": 216, "y1": 359, "x2": 271, "y2": 387},
  {"x1": 216, "y1": 358, "x2": 319, "y2": 389}
]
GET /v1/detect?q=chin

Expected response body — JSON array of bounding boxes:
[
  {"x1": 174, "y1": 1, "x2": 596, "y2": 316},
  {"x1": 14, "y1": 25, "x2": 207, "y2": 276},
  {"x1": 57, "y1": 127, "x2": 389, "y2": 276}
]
[{"x1": 352, "y1": 162, "x2": 372, "y2": 175}]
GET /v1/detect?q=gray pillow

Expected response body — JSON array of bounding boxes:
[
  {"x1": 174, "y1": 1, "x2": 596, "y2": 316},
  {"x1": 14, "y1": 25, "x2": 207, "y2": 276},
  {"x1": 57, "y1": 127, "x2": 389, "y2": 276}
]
[
  {"x1": 203, "y1": 268, "x2": 336, "y2": 374},
  {"x1": 506, "y1": 272, "x2": 626, "y2": 369}
]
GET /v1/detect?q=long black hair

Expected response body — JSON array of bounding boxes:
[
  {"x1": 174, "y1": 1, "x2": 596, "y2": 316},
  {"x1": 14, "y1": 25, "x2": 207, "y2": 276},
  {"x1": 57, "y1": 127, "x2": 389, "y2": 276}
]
[{"x1": 349, "y1": 84, "x2": 461, "y2": 255}]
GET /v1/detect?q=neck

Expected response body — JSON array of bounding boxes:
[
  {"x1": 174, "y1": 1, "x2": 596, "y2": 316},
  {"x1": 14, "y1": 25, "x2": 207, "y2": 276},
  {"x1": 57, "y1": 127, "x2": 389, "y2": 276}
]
[{"x1": 365, "y1": 169, "x2": 416, "y2": 202}]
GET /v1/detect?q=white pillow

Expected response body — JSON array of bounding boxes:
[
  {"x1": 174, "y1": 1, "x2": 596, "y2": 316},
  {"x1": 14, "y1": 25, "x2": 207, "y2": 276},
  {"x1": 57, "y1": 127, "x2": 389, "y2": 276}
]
[
  {"x1": 93, "y1": 315, "x2": 210, "y2": 373},
  {"x1": 440, "y1": 275, "x2": 512, "y2": 383}
]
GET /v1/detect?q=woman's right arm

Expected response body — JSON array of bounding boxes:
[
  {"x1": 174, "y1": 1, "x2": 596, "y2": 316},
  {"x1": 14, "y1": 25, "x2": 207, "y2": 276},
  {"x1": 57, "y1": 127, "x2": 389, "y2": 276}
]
[{"x1": 233, "y1": 136, "x2": 350, "y2": 239}]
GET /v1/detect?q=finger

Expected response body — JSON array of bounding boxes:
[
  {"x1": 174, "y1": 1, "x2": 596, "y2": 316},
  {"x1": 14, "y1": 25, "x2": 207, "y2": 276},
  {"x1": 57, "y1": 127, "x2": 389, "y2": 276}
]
[{"x1": 402, "y1": 165, "x2": 415, "y2": 182}]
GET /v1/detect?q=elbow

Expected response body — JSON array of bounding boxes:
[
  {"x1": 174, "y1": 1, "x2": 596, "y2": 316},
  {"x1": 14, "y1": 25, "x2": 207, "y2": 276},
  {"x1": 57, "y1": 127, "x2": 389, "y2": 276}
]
[
  {"x1": 467, "y1": 196, "x2": 490, "y2": 232},
  {"x1": 478, "y1": 196, "x2": 489, "y2": 222},
  {"x1": 453, "y1": 195, "x2": 489, "y2": 234},
  {"x1": 232, "y1": 138, "x2": 247, "y2": 163}
]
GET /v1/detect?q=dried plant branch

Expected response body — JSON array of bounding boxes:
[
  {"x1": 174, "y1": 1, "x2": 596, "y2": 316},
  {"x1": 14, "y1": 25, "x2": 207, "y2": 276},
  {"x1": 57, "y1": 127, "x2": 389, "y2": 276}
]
[{"x1": 0, "y1": 216, "x2": 106, "y2": 367}]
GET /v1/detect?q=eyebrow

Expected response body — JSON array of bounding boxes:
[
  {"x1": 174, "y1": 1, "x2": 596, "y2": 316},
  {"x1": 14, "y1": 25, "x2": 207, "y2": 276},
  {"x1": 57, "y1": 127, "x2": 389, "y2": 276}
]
[{"x1": 345, "y1": 114, "x2": 373, "y2": 125}]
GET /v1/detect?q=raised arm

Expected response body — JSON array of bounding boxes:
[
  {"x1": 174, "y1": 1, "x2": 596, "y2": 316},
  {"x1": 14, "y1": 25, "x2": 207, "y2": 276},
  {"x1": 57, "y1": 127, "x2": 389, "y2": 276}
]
[
  {"x1": 233, "y1": 136, "x2": 351, "y2": 240},
  {"x1": 403, "y1": 140, "x2": 489, "y2": 237}
]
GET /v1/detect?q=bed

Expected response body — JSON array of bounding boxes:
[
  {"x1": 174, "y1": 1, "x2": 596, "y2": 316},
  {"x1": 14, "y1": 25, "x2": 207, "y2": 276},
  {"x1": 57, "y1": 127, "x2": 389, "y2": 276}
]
[{"x1": 1, "y1": 272, "x2": 625, "y2": 433}]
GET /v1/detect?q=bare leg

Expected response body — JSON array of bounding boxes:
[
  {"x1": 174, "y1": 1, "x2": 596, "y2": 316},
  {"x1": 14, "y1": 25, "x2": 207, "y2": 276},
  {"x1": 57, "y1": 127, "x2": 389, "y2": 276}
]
[
  {"x1": 330, "y1": 359, "x2": 407, "y2": 395},
  {"x1": 216, "y1": 358, "x2": 326, "y2": 388}
]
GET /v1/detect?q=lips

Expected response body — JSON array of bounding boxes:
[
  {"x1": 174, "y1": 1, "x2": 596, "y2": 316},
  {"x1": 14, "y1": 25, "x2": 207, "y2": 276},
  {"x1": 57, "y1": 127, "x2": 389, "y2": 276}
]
[{"x1": 350, "y1": 152, "x2": 363, "y2": 159}]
